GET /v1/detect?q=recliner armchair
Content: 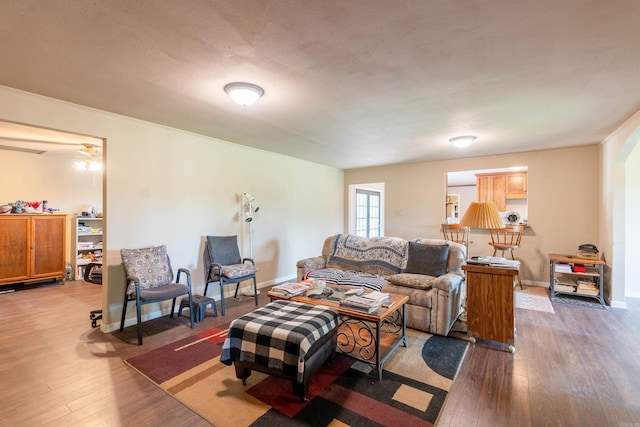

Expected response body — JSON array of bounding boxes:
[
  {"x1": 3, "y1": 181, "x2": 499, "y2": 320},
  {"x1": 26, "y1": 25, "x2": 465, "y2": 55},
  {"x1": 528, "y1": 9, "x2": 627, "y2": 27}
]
[
  {"x1": 120, "y1": 245, "x2": 194, "y2": 345},
  {"x1": 204, "y1": 235, "x2": 258, "y2": 316}
]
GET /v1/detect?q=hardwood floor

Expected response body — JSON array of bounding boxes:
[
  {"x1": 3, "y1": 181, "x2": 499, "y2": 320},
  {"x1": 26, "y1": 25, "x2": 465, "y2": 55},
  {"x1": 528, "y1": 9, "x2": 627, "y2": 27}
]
[
  {"x1": 1, "y1": 281, "x2": 639, "y2": 426},
  {"x1": 438, "y1": 293, "x2": 640, "y2": 427}
]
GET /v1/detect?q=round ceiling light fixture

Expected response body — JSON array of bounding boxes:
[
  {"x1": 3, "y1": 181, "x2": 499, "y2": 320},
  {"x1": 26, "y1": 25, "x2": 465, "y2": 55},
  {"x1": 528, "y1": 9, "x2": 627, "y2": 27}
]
[
  {"x1": 224, "y1": 82, "x2": 264, "y2": 106},
  {"x1": 450, "y1": 135, "x2": 477, "y2": 148}
]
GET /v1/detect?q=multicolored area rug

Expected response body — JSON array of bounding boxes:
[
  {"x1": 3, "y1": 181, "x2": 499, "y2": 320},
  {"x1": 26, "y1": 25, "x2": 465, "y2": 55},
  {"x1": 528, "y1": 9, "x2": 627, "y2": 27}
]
[{"x1": 125, "y1": 324, "x2": 468, "y2": 427}]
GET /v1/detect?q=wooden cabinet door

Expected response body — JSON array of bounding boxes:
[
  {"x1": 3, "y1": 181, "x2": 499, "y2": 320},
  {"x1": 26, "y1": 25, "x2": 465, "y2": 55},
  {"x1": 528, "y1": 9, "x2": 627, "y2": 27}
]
[
  {"x1": 506, "y1": 172, "x2": 527, "y2": 198},
  {"x1": 0, "y1": 216, "x2": 31, "y2": 284},
  {"x1": 491, "y1": 174, "x2": 506, "y2": 211},
  {"x1": 476, "y1": 174, "x2": 506, "y2": 211},
  {"x1": 476, "y1": 175, "x2": 491, "y2": 202},
  {"x1": 31, "y1": 216, "x2": 66, "y2": 279}
]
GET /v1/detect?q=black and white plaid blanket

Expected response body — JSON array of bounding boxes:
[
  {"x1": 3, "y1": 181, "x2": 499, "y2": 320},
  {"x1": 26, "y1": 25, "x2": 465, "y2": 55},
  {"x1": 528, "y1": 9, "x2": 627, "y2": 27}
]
[{"x1": 220, "y1": 300, "x2": 338, "y2": 382}]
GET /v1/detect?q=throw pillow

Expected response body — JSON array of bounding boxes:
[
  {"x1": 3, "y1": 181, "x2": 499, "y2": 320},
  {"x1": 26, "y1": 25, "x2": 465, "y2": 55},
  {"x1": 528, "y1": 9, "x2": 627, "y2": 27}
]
[
  {"x1": 121, "y1": 245, "x2": 174, "y2": 295},
  {"x1": 405, "y1": 242, "x2": 450, "y2": 277},
  {"x1": 386, "y1": 273, "x2": 434, "y2": 290}
]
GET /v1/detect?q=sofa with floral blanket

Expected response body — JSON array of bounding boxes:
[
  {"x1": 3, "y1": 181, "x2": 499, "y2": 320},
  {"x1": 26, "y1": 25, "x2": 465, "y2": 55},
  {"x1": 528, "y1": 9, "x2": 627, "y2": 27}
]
[{"x1": 296, "y1": 233, "x2": 466, "y2": 336}]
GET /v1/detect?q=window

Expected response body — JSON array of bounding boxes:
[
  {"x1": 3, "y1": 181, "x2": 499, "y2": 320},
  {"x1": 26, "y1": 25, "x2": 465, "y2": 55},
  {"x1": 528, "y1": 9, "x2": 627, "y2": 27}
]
[{"x1": 355, "y1": 189, "x2": 381, "y2": 237}]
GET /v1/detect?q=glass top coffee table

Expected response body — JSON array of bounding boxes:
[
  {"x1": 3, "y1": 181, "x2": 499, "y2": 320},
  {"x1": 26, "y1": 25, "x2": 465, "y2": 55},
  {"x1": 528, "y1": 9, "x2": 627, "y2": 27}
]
[{"x1": 269, "y1": 284, "x2": 409, "y2": 380}]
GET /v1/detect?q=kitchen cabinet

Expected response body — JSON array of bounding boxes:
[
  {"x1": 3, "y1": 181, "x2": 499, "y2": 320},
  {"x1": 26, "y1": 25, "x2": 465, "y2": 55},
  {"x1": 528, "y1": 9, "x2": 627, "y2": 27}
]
[
  {"x1": 505, "y1": 172, "x2": 527, "y2": 198},
  {"x1": 476, "y1": 173, "x2": 507, "y2": 211},
  {"x1": 0, "y1": 214, "x2": 66, "y2": 286},
  {"x1": 73, "y1": 217, "x2": 103, "y2": 279},
  {"x1": 476, "y1": 171, "x2": 528, "y2": 211}
]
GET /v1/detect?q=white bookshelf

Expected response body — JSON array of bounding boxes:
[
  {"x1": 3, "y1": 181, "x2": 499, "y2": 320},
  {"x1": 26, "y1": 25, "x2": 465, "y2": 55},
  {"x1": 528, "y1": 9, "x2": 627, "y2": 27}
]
[{"x1": 73, "y1": 217, "x2": 103, "y2": 280}]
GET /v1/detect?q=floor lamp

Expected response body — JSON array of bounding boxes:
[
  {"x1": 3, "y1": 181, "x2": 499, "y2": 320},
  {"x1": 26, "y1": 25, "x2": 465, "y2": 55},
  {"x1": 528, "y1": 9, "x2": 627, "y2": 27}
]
[
  {"x1": 242, "y1": 193, "x2": 260, "y2": 297},
  {"x1": 459, "y1": 201, "x2": 504, "y2": 259}
]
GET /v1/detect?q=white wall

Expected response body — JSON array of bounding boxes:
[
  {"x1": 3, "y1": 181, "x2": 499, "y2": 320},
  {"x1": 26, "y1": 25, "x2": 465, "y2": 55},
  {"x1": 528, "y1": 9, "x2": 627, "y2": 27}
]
[
  {"x1": 0, "y1": 150, "x2": 103, "y2": 215},
  {"x1": 600, "y1": 110, "x2": 640, "y2": 307},
  {"x1": 626, "y1": 142, "x2": 640, "y2": 298},
  {"x1": 0, "y1": 86, "x2": 344, "y2": 331}
]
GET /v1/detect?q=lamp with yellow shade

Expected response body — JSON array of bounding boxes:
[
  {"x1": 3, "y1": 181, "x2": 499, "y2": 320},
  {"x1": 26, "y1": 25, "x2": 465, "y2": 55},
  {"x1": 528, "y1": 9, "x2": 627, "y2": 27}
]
[
  {"x1": 460, "y1": 201, "x2": 523, "y2": 289},
  {"x1": 459, "y1": 201, "x2": 504, "y2": 230},
  {"x1": 459, "y1": 201, "x2": 504, "y2": 259}
]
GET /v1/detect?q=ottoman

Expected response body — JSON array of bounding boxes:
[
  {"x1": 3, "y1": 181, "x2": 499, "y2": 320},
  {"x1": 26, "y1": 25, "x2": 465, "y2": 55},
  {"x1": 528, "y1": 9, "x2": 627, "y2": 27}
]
[{"x1": 220, "y1": 300, "x2": 339, "y2": 401}]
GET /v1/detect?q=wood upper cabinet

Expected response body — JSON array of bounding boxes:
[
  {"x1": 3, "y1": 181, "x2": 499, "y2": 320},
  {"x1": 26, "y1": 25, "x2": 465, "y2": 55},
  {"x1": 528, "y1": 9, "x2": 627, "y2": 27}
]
[
  {"x1": 505, "y1": 172, "x2": 527, "y2": 199},
  {"x1": 476, "y1": 171, "x2": 527, "y2": 211},
  {"x1": 0, "y1": 214, "x2": 66, "y2": 285},
  {"x1": 476, "y1": 173, "x2": 507, "y2": 211}
]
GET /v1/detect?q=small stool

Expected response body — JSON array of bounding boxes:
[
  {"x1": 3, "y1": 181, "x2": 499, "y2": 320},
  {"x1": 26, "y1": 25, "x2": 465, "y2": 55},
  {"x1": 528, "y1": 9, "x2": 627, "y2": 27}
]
[{"x1": 179, "y1": 295, "x2": 217, "y2": 322}]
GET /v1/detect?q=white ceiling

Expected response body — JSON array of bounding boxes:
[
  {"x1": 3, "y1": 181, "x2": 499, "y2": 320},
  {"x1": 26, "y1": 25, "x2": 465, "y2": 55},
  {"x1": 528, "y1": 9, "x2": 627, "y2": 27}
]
[{"x1": 0, "y1": 1, "x2": 639, "y2": 169}]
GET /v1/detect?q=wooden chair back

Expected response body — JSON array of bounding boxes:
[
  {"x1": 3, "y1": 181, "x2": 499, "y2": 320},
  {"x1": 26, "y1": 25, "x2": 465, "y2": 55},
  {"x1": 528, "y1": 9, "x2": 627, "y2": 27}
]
[
  {"x1": 489, "y1": 225, "x2": 524, "y2": 258},
  {"x1": 441, "y1": 224, "x2": 470, "y2": 245}
]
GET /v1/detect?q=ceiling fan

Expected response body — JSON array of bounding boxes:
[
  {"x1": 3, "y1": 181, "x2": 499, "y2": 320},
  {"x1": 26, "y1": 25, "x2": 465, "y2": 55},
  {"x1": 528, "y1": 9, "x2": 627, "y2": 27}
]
[
  {"x1": 75, "y1": 143, "x2": 102, "y2": 171},
  {"x1": 78, "y1": 143, "x2": 100, "y2": 157}
]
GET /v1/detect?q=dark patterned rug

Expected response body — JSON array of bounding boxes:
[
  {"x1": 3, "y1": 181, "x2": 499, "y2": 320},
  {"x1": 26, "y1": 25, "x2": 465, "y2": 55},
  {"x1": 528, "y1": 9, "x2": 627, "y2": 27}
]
[
  {"x1": 125, "y1": 324, "x2": 468, "y2": 426},
  {"x1": 552, "y1": 294, "x2": 610, "y2": 310}
]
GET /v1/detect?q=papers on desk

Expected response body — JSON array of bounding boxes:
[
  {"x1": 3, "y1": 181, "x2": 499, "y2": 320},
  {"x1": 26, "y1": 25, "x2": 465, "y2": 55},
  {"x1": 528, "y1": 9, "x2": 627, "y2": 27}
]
[{"x1": 467, "y1": 256, "x2": 521, "y2": 269}]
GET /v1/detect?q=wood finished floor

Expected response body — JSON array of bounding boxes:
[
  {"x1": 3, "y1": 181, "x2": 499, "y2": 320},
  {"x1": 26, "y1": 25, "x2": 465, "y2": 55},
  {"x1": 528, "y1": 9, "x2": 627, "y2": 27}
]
[{"x1": 0, "y1": 281, "x2": 639, "y2": 427}]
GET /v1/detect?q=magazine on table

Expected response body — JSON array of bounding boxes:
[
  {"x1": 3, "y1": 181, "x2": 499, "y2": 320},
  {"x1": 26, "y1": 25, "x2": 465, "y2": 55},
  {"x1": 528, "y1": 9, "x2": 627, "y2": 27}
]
[
  {"x1": 339, "y1": 295, "x2": 383, "y2": 313},
  {"x1": 268, "y1": 282, "x2": 310, "y2": 297},
  {"x1": 362, "y1": 290, "x2": 390, "y2": 303},
  {"x1": 467, "y1": 256, "x2": 520, "y2": 268}
]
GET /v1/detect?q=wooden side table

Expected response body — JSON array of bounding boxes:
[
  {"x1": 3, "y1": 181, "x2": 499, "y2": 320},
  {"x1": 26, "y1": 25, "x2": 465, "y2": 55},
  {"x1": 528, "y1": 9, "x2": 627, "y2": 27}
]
[{"x1": 462, "y1": 264, "x2": 519, "y2": 353}]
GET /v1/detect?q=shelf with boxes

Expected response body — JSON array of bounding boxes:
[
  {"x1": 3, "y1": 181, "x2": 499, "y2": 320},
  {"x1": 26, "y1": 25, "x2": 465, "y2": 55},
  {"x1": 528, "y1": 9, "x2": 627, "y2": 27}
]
[
  {"x1": 549, "y1": 253, "x2": 605, "y2": 307},
  {"x1": 73, "y1": 217, "x2": 103, "y2": 280}
]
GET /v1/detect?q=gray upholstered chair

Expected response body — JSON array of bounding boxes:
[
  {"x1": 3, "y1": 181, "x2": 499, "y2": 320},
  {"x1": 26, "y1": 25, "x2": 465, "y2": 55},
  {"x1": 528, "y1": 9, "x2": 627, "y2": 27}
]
[
  {"x1": 119, "y1": 245, "x2": 194, "y2": 345},
  {"x1": 204, "y1": 235, "x2": 258, "y2": 316}
]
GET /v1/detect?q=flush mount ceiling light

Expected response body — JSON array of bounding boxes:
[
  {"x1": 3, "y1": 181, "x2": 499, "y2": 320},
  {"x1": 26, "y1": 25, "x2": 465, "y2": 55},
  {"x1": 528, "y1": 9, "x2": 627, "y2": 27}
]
[
  {"x1": 450, "y1": 135, "x2": 477, "y2": 148},
  {"x1": 224, "y1": 82, "x2": 264, "y2": 106}
]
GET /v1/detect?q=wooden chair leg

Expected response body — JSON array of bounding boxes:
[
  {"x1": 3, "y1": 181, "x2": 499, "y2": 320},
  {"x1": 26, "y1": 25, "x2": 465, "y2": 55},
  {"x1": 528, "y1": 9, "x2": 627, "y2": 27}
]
[{"x1": 517, "y1": 274, "x2": 524, "y2": 289}]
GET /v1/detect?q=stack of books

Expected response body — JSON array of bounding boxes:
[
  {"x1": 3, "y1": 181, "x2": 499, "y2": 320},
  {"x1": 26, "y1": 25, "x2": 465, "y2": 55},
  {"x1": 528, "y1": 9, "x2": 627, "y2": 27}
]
[
  {"x1": 268, "y1": 282, "x2": 310, "y2": 298},
  {"x1": 554, "y1": 263, "x2": 573, "y2": 273},
  {"x1": 554, "y1": 276, "x2": 576, "y2": 292},
  {"x1": 339, "y1": 291, "x2": 390, "y2": 313},
  {"x1": 576, "y1": 280, "x2": 598, "y2": 295}
]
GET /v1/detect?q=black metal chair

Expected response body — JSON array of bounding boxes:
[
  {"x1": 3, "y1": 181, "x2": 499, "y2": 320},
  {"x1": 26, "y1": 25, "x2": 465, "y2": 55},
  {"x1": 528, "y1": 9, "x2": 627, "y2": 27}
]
[
  {"x1": 83, "y1": 262, "x2": 103, "y2": 327},
  {"x1": 119, "y1": 245, "x2": 194, "y2": 345},
  {"x1": 204, "y1": 235, "x2": 258, "y2": 316}
]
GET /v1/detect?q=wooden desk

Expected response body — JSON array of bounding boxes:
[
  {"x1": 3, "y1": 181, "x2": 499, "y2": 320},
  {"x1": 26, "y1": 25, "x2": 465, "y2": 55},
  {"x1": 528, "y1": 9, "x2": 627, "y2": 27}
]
[{"x1": 462, "y1": 264, "x2": 519, "y2": 353}]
